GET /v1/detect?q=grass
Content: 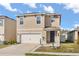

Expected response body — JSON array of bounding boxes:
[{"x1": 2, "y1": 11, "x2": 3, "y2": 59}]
[
  {"x1": 0, "y1": 45, "x2": 9, "y2": 49},
  {"x1": 35, "y1": 43, "x2": 79, "y2": 53},
  {"x1": 25, "y1": 53, "x2": 63, "y2": 56}
]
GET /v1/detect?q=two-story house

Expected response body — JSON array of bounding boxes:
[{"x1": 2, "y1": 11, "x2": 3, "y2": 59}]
[
  {"x1": 16, "y1": 13, "x2": 61, "y2": 47},
  {"x1": 0, "y1": 16, "x2": 16, "y2": 44}
]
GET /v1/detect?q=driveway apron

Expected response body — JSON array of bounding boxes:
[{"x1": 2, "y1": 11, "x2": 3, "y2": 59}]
[{"x1": 0, "y1": 43, "x2": 39, "y2": 56}]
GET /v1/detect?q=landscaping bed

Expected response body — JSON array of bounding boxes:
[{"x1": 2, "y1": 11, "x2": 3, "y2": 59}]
[{"x1": 35, "y1": 43, "x2": 79, "y2": 53}]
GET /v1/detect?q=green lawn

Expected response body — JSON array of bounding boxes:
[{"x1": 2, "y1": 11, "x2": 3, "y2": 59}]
[
  {"x1": 0, "y1": 45, "x2": 9, "y2": 49},
  {"x1": 35, "y1": 43, "x2": 79, "y2": 53},
  {"x1": 25, "y1": 53, "x2": 63, "y2": 56}
]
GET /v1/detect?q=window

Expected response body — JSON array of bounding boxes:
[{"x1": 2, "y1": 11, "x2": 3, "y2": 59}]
[
  {"x1": 51, "y1": 16, "x2": 55, "y2": 22},
  {"x1": 19, "y1": 17, "x2": 23, "y2": 25},
  {"x1": 0, "y1": 20, "x2": 3, "y2": 26},
  {"x1": 36, "y1": 16, "x2": 41, "y2": 24}
]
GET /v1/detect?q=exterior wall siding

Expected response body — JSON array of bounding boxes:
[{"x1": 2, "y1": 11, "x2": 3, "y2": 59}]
[
  {"x1": 67, "y1": 31, "x2": 79, "y2": 44},
  {"x1": 45, "y1": 16, "x2": 51, "y2": 27},
  {"x1": 5, "y1": 17, "x2": 16, "y2": 42},
  {"x1": 0, "y1": 16, "x2": 16, "y2": 44},
  {"x1": 17, "y1": 15, "x2": 45, "y2": 30},
  {"x1": 51, "y1": 16, "x2": 60, "y2": 27},
  {"x1": 45, "y1": 15, "x2": 60, "y2": 28},
  {"x1": 67, "y1": 31, "x2": 78, "y2": 43}
]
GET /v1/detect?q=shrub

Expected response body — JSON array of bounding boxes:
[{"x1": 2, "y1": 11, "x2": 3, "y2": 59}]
[
  {"x1": 4, "y1": 40, "x2": 17, "y2": 45},
  {"x1": 9, "y1": 40, "x2": 16, "y2": 44},
  {"x1": 4, "y1": 41, "x2": 9, "y2": 45},
  {"x1": 65, "y1": 40, "x2": 73, "y2": 43},
  {"x1": 77, "y1": 39, "x2": 79, "y2": 44}
]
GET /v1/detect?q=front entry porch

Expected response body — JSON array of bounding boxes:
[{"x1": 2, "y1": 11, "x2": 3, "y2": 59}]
[
  {"x1": 45, "y1": 27, "x2": 60, "y2": 48},
  {"x1": 46, "y1": 31, "x2": 60, "y2": 48},
  {"x1": 47, "y1": 31, "x2": 60, "y2": 43},
  {"x1": 47, "y1": 31, "x2": 55, "y2": 43}
]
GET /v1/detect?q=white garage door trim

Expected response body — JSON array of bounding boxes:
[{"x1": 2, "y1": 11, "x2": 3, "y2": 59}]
[
  {"x1": 17, "y1": 35, "x2": 21, "y2": 43},
  {"x1": 0, "y1": 36, "x2": 4, "y2": 44},
  {"x1": 21, "y1": 33, "x2": 42, "y2": 44}
]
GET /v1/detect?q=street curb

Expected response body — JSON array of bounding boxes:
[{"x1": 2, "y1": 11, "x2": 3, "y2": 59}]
[{"x1": 27, "y1": 52, "x2": 79, "y2": 56}]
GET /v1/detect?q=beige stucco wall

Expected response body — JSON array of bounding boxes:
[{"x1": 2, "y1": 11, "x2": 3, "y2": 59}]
[
  {"x1": 51, "y1": 16, "x2": 60, "y2": 27},
  {"x1": 17, "y1": 15, "x2": 45, "y2": 30},
  {"x1": 45, "y1": 16, "x2": 51, "y2": 27},
  {"x1": 45, "y1": 15, "x2": 60, "y2": 28},
  {"x1": 54, "y1": 31, "x2": 60, "y2": 47},
  {"x1": 5, "y1": 18, "x2": 16, "y2": 42},
  {"x1": 41, "y1": 31, "x2": 47, "y2": 44},
  {"x1": 46, "y1": 31, "x2": 50, "y2": 43}
]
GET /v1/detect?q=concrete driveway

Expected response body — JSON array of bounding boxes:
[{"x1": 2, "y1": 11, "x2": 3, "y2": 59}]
[{"x1": 0, "y1": 43, "x2": 40, "y2": 56}]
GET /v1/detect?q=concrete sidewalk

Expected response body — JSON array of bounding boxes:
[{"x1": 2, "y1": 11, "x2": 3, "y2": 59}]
[{"x1": 28, "y1": 52, "x2": 79, "y2": 56}]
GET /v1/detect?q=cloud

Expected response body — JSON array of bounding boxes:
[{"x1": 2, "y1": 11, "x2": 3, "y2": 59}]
[
  {"x1": 63, "y1": 3, "x2": 79, "y2": 13},
  {"x1": 0, "y1": 3, "x2": 36, "y2": 14},
  {"x1": 26, "y1": 10, "x2": 31, "y2": 13},
  {"x1": 43, "y1": 5, "x2": 54, "y2": 13},
  {"x1": 65, "y1": 28, "x2": 74, "y2": 31},
  {"x1": 23, "y1": 3, "x2": 36, "y2": 8},
  {"x1": 0, "y1": 3, "x2": 18, "y2": 12},
  {"x1": 74, "y1": 24, "x2": 79, "y2": 28}
]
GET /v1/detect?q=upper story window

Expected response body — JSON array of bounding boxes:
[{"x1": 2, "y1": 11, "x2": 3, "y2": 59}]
[
  {"x1": 51, "y1": 16, "x2": 55, "y2": 22},
  {"x1": 36, "y1": 16, "x2": 41, "y2": 24},
  {"x1": 0, "y1": 19, "x2": 3, "y2": 26},
  {"x1": 19, "y1": 17, "x2": 24, "y2": 25}
]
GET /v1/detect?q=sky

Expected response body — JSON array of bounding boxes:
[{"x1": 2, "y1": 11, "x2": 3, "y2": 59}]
[{"x1": 0, "y1": 3, "x2": 79, "y2": 30}]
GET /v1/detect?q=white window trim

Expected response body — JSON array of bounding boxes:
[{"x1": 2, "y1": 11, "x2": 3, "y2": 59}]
[
  {"x1": 0, "y1": 19, "x2": 3, "y2": 26},
  {"x1": 19, "y1": 16, "x2": 24, "y2": 25},
  {"x1": 36, "y1": 16, "x2": 42, "y2": 24},
  {"x1": 51, "y1": 16, "x2": 55, "y2": 22}
]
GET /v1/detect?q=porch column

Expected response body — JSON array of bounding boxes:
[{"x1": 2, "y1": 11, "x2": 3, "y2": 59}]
[
  {"x1": 53, "y1": 30, "x2": 60, "y2": 48},
  {"x1": 74, "y1": 31, "x2": 78, "y2": 44}
]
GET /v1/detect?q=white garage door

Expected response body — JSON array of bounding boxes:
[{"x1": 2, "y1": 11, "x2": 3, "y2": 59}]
[{"x1": 21, "y1": 33, "x2": 42, "y2": 44}]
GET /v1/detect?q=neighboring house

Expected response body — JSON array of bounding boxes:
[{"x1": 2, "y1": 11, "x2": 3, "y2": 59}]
[
  {"x1": 67, "y1": 27, "x2": 79, "y2": 44},
  {"x1": 16, "y1": 13, "x2": 61, "y2": 47},
  {"x1": 60, "y1": 29, "x2": 69, "y2": 42},
  {"x1": 0, "y1": 16, "x2": 16, "y2": 44},
  {"x1": 67, "y1": 30, "x2": 78, "y2": 43}
]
